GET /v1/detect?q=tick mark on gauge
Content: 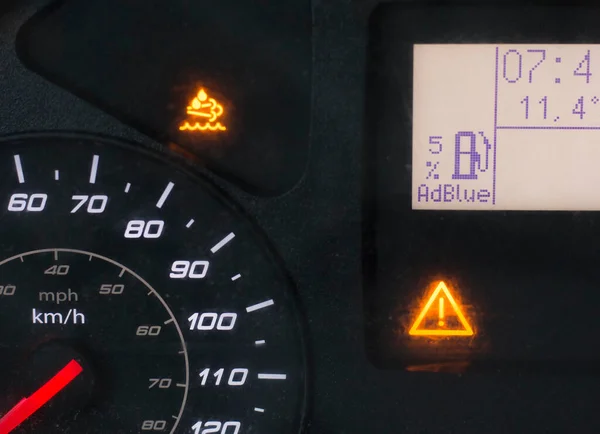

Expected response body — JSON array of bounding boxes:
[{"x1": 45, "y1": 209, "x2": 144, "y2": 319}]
[
  {"x1": 210, "y1": 232, "x2": 235, "y2": 253},
  {"x1": 19, "y1": 255, "x2": 24, "y2": 263},
  {"x1": 156, "y1": 181, "x2": 175, "y2": 209},
  {"x1": 255, "y1": 340, "x2": 266, "y2": 346},
  {"x1": 54, "y1": 170, "x2": 60, "y2": 181},
  {"x1": 53, "y1": 250, "x2": 58, "y2": 261},
  {"x1": 231, "y1": 274, "x2": 241, "y2": 281},
  {"x1": 246, "y1": 299, "x2": 274, "y2": 313},
  {"x1": 254, "y1": 408, "x2": 265, "y2": 413},
  {"x1": 176, "y1": 383, "x2": 186, "y2": 388},
  {"x1": 164, "y1": 318, "x2": 174, "y2": 325},
  {"x1": 89, "y1": 155, "x2": 99, "y2": 184},
  {"x1": 119, "y1": 268, "x2": 126, "y2": 277},
  {"x1": 257, "y1": 373, "x2": 287, "y2": 380},
  {"x1": 186, "y1": 219, "x2": 195, "y2": 228},
  {"x1": 13, "y1": 155, "x2": 25, "y2": 184},
  {"x1": 124, "y1": 183, "x2": 131, "y2": 193}
]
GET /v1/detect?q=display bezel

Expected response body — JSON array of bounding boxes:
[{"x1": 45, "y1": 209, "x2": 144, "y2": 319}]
[{"x1": 363, "y1": 2, "x2": 600, "y2": 371}]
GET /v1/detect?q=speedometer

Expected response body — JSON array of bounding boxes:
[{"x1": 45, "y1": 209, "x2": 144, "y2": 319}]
[{"x1": 0, "y1": 134, "x2": 306, "y2": 434}]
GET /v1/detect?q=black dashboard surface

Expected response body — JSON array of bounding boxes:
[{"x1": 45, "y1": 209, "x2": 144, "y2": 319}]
[{"x1": 0, "y1": 0, "x2": 598, "y2": 433}]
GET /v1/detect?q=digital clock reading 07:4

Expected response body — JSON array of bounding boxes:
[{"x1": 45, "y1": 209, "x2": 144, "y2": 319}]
[{"x1": 413, "y1": 44, "x2": 600, "y2": 211}]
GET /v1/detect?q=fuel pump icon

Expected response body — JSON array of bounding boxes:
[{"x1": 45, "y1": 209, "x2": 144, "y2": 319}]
[{"x1": 452, "y1": 131, "x2": 492, "y2": 180}]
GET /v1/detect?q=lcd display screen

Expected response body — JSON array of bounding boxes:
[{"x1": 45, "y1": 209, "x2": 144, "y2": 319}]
[{"x1": 414, "y1": 44, "x2": 600, "y2": 210}]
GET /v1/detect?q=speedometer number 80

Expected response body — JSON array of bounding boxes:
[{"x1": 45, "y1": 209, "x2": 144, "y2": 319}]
[
  {"x1": 124, "y1": 220, "x2": 164, "y2": 239},
  {"x1": 141, "y1": 420, "x2": 167, "y2": 431}
]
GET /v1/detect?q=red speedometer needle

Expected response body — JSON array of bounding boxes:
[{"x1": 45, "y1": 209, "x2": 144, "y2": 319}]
[{"x1": 0, "y1": 359, "x2": 83, "y2": 434}]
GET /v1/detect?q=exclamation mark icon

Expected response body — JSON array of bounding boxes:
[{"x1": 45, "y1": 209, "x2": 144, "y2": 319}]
[
  {"x1": 408, "y1": 281, "x2": 474, "y2": 336},
  {"x1": 438, "y1": 297, "x2": 445, "y2": 327}
]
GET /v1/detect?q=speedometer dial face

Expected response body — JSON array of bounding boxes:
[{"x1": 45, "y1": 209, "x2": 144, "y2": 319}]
[{"x1": 0, "y1": 134, "x2": 306, "y2": 434}]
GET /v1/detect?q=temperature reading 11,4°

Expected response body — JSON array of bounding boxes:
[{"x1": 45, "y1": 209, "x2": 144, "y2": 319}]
[{"x1": 413, "y1": 44, "x2": 600, "y2": 211}]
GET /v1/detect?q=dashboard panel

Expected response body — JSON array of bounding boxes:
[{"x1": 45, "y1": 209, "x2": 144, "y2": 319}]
[{"x1": 0, "y1": 0, "x2": 598, "y2": 433}]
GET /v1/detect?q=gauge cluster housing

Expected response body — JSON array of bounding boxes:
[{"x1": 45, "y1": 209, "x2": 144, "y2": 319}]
[{"x1": 0, "y1": 0, "x2": 598, "y2": 433}]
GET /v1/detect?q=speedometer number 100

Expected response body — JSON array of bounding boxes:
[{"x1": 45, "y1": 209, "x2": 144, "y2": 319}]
[{"x1": 188, "y1": 312, "x2": 237, "y2": 331}]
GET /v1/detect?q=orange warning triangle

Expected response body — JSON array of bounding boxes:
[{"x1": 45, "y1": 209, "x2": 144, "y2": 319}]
[{"x1": 409, "y1": 281, "x2": 474, "y2": 337}]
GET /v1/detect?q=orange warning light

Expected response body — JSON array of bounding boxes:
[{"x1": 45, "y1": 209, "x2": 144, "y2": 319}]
[
  {"x1": 408, "y1": 281, "x2": 474, "y2": 337},
  {"x1": 179, "y1": 88, "x2": 227, "y2": 132}
]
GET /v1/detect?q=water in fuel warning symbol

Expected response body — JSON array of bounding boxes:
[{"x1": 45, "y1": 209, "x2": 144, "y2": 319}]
[
  {"x1": 409, "y1": 281, "x2": 474, "y2": 337},
  {"x1": 179, "y1": 88, "x2": 227, "y2": 132}
]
